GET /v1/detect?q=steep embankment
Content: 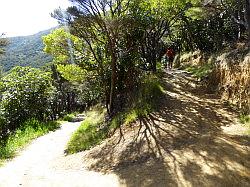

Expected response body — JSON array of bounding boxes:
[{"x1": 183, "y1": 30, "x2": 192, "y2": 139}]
[
  {"x1": 213, "y1": 47, "x2": 250, "y2": 113},
  {"x1": 178, "y1": 46, "x2": 250, "y2": 113}
]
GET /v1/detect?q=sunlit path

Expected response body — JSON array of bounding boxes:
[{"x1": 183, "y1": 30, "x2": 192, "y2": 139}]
[{"x1": 0, "y1": 122, "x2": 121, "y2": 187}]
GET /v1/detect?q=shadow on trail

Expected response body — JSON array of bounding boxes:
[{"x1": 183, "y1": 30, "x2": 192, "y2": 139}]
[{"x1": 85, "y1": 70, "x2": 250, "y2": 186}]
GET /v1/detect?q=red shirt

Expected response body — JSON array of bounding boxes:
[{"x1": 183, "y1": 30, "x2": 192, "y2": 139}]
[{"x1": 166, "y1": 48, "x2": 174, "y2": 58}]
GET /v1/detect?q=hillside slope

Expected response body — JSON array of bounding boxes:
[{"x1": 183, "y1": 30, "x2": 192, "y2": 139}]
[
  {"x1": 0, "y1": 29, "x2": 54, "y2": 71},
  {"x1": 177, "y1": 44, "x2": 250, "y2": 113},
  {"x1": 77, "y1": 70, "x2": 249, "y2": 186}
]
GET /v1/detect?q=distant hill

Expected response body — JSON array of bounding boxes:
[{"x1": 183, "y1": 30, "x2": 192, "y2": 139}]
[{"x1": 0, "y1": 28, "x2": 55, "y2": 71}]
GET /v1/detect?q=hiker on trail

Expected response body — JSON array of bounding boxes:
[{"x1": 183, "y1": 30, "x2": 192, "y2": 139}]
[{"x1": 166, "y1": 47, "x2": 175, "y2": 69}]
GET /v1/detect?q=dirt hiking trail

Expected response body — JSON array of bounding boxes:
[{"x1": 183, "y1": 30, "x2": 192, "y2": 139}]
[
  {"x1": 0, "y1": 69, "x2": 249, "y2": 187},
  {"x1": 0, "y1": 122, "x2": 120, "y2": 187}
]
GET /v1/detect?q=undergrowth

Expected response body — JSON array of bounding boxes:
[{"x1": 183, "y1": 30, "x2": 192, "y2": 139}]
[
  {"x1": 239, "y1": 114, "x2": 250, "y2": 135},
  {"x1": 110, "y1": 73, "x2": 165, "y2": 129},
  {"x1": 66, "y1": 105, "x2": 107, "y2": 154},
  {"x1": 0, "y1": 119, "x2": 60, "y2": 165},
  {"x1": 61, "y1": 112, "x2": 79, "y2": 122},
  {"x1": 66, "y1": 73, "x2": 165, "y2": 154},
  {"x1": 62, "y1": 114, "x2": 75, "y2": 122},
  {"x1": 185, "y1": 63, "x2": 213, "y2": 79}
]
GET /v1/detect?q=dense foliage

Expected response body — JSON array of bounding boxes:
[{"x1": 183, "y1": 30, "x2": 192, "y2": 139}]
[
  {"x1": 0, "y1": 29, "x2": 53, "y2": 71},
  {"x1": 48, "y1": 0, "x2": 250, "y2": 117},
  {"x1": 0, "y1": 67, "x2": 54, "y2": 137}
]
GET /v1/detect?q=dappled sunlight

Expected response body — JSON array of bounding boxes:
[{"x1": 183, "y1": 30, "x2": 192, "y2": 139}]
[
  {"x1": 1, "y1": 70, "x2": 248, "y2": 186},
  {"x1": 79, "y1": 70, "x2": 250, "y2": 186}
]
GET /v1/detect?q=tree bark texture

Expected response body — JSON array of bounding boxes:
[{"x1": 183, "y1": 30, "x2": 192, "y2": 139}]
[{"x1": 245, "y1": 0, "x2": 250, "y2": 41}]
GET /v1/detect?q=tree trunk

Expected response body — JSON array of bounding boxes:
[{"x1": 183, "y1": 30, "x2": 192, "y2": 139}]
[
  {"x1": 152, "y1": 59, "x2": 157, "y2": 72},
  {"x1": 108, "y1": 37, "x2": 117, "y2": 115},
  {"x1": 245, "y1": 0, "x2": 250, "y2": 42},
  {"x1": 109, "y1": 53, "x2": 117, "y2": 115}
]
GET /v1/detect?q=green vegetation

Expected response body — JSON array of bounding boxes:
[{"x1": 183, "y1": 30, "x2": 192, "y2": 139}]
[
  {"x1": 66, "y1": 74, "x2": 165, "y2": 154},
  {"x1": 110, "y1": 73, "x2": 165, "y2": 128},
  {"x1": 240, "y1": 114, "x2": 250, "y2": 124},
  {"x1": 62, "y1": 113, "x2": 76, "y2": 122},
  {"x1": 239, "y1": 114, "x2": 250, "y2": 135},
  {"x1": 0, "y1": 119, "x2": 60, "y2": 164},
  {"x1": 0, "y1": 67, "x2": 54, "y2": 133},
  {"x1": 43, "y1": 28, "x2": 82, "y2": 65},
  {"x1": 48, "y1": 0, "x2": 249, "y2": 116},
  {"x1": 66, "y1": 106, "x2": 106, "y2": 153},
  {"x1": 0, "y1": 29, "x2": 53, "y2": 71},
  {"x1": 185, "y1": 64, "x2": 213, "y2": 79},
  {"x1": 61, "y1": 112, "x2": 80, "y2": 122}
]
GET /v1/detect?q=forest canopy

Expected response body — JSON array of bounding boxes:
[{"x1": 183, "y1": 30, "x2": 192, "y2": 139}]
[{"x1": 47, "y1": 0, "x2": 250, "y2": 115}]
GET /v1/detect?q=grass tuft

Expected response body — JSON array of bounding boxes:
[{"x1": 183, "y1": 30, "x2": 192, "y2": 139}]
[
  {"x1": 185, "y1": 64, "x2": 213, "y2": 79},
  {"x1": 66, "y1": 106, "x2": 107, "y2": 154},
  {"x1": 62, "y1": 113, "x2": 76, "y2": 122},
  {"x1": 239, "y1": 114, "x2": 250, "y2": 135},
  {"x1": 239, "y1": 114, "x2": 250, "y2": 124}
]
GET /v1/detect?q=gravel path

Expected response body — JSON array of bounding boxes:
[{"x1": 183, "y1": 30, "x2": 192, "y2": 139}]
[{"x1": 0, "y1": 122, "x2": 122, "y2": 187}]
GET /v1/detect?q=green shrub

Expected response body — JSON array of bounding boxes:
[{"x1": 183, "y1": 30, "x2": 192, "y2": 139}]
[
  {"x1": 239, "y1": 114, "x2": 250, "y2": 135},
  {"x1": 62, "y1": 113, "x2": 76, "y2": 122},
  {"x1": 124, "y1": 110, "x2": 138, "y2": 125},
  {"x1": 1, "y1": 67, "x2": 55, "y2": 133},
  {"x1": 239, "y1": 114, "x2": 250, "y2": 124}
]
